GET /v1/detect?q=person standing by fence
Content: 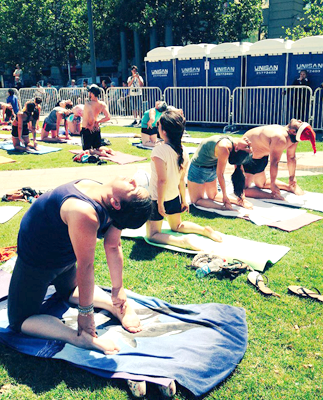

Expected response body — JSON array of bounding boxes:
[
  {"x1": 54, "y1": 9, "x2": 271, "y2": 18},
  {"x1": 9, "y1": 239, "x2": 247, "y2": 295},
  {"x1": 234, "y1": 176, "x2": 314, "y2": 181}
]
[{"x1": 127, "y1": 66, "x2": 144, "y2": 126}]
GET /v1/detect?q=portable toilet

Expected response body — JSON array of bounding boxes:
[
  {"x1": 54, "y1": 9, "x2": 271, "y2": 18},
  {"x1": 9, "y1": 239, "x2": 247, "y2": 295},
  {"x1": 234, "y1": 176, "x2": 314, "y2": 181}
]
[
  {"x1": 208, "y1": 42, "x2": 252, "y2": 91},
  {"x1": 287, "y1": 36, "x2": 323, "y2": 90},
  {"x1": 245, "y1": 39, "x2": 293, "y2": 86},
  {"x1": 175, "y1": 44, "x2": 215, "y2": 87},
  {"x1": 144, "y1": 46, "x2": 181, "y2": 91},
  {"x1": 288, "y1": 36, "x2": 323, "y2": 129}
]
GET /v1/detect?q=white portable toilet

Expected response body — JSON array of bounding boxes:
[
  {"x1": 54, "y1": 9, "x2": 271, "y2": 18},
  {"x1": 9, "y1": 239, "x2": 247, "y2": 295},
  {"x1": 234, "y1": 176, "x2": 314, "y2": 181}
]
[
  {"x1": 145, "y1": 46, "x2": 182, "y2": 91},
  {"x1": 208, "y1": 42, "x2": 253, "y2": 90},
  {"x1": 175, "y1": 44, "x2": 216, "y2": 87},
  {"x1": 245, "y1": 38, "x2": 293, "y2": 86},
  {"x1": 287, "y1": 36, "x2": 323, "y2": 89}
]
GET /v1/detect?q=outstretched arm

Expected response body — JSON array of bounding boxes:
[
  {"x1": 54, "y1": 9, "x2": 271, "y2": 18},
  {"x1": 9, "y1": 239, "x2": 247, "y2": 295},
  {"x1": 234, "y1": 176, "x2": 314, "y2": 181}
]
[
  {"x1": 286, "y1": 144, "x2": 304, "y2": 195},
  {"x1": 103, "y1": 226, "x2": 126, "y2": 312},
  {"x1": 269, "y1": 139, "x2": 285, "y2": 198},
  {"x1": 153, "y1": 156, "x2": 167, "y2": 217},
  {"x1": 216, "y1": 141, "x2": 232, "y2": 209}
]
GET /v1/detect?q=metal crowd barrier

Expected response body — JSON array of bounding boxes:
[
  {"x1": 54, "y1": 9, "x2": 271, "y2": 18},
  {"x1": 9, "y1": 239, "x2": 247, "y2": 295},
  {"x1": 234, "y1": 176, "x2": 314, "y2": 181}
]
[
  {"x1": 58, "y1": 87, "x2": 105, "y2": 106},
  {"x1": 105, "y1": 86, "x2": 163, "y2": 118},
  {"x1": 0, "y1": 88, "x2": 20, "y2": 105},
  {"x1": 312, "y1": 88, "x2": 323, "y2": 131},
  {"x1": 19, "y1": 88, "x2": 59, "y2": 115},
  {"x1": 164, "y1": 87, "x2": 230, "y2": 124},
  {"x1": 232, "y1": 86, "x2": 313, "y2": 127}
]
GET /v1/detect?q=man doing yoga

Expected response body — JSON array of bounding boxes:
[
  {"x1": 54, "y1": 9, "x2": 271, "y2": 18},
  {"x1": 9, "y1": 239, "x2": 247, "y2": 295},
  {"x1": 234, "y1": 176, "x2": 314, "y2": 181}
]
[{"x1": 242, "y1": 119, "x2": 316, "y2": 200}]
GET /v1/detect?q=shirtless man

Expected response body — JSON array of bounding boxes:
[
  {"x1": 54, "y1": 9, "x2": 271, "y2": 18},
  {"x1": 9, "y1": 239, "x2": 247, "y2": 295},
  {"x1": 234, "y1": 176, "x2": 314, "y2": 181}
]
[
  {"x1": 242, "y1": 119, "x2": 316, "y2": 199},
  {"x1": 8, "y1": 177, "x2": 152, "y2": 355},
  {"x1": 81, "y1": 84, "x2": 114, "y2": 157}
]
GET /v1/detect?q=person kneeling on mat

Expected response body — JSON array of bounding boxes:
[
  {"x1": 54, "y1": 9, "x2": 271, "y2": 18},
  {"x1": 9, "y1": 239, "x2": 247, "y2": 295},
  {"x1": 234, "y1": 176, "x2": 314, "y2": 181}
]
[{"x1": 8, "y1": 177, "x2": 152, "y2": 355}]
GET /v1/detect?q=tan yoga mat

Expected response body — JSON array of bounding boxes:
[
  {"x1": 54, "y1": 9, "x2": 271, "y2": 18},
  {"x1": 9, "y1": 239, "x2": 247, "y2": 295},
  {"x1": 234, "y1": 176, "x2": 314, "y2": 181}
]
[{"x1": 0, "y1": 155, "x2": 16, "y2": 164}]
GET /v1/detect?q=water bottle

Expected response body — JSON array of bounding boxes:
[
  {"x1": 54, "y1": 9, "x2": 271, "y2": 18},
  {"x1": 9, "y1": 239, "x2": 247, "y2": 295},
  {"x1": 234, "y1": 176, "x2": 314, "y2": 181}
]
[{"x1": 196, "y1": 258, "x2": 224, "y2": 278}]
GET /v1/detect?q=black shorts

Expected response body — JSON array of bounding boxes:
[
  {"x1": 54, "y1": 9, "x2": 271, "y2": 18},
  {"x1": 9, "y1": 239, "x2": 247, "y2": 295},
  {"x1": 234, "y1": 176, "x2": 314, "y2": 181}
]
[
  {"x1": 11, "y1": 125, "x2": 29, "y2": 138},
  {"x1": 8, "y1": 257, "x2": 77, "y2": 332},
  {"x1": 81, "y1": 127, "x2": 102, "y2": 150},
  {"x1": 150, "y1": 196, "x2": 182, "y2": 221},
  {"x1": 243, "y1": 156, "x2": 269, "y2": 175},
  {"x1": 141, "y1": 127, "x2": 158, "y2": 136}
]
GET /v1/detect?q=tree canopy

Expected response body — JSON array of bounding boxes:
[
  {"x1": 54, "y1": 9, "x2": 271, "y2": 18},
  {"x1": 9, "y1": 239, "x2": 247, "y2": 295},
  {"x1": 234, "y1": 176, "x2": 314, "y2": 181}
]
[
  {"x1": 285, "y1": 0, "x2": 323, "y2": 39},
  {"x1": 0, "y1": 0, "x2": 263, "y2": 78}
]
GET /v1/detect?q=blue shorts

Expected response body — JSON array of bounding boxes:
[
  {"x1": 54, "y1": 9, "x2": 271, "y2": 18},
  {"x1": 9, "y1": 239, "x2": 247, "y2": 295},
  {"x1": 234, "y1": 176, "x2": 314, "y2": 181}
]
[
  {"x1": 130, "y1": 95, "x2": 142, "y2": 112},
  {"x1": 150, "y1": 196, "x2": 182, "y2": 221},
  {"x1": 43, "y1": 121, "x2": 57, "y2": 132},
  {"x1": 187, "y1": 163, "x2": 217, "y2": 184}
]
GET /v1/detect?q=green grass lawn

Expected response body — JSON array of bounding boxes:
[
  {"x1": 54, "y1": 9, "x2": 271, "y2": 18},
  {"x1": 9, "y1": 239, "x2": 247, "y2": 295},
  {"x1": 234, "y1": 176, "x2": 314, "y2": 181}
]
[{"x1": 0, "y1": 126, "x2": 322, "y2": 399}]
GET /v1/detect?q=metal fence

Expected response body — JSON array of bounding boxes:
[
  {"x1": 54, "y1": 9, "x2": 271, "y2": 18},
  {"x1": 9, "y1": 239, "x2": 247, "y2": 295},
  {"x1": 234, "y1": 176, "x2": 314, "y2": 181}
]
[
  {"x1": 312, "y1": 88, "x2": 323, "y2": 131},
  {"x1": 19, "y1": 88, "x2": 59, "y2": 115},
  {"x1": 58, "y1": 87, "x2": 105, "y2": 106},
  {"x1": 164, "y1": 87, "x2": 231, "y2": 124},
  {"x1": 105, "y1": 87, "x2": 163, "y2": 118},
  {"x1": 1, "y1": 85, "x2": 322, "y2": 130},
  {"x1": 0, "y1": 88, "x2": 20, "y2": 104},
  {"x1": 232, "y1": 86, "x2": 313, "y2": 127}
]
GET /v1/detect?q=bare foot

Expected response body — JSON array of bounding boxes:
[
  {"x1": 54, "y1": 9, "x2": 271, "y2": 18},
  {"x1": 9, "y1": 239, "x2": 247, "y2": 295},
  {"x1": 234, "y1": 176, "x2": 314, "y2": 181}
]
[
  {"x1": 113, "y1": 302, "x2": 142, "y2": 333},
  {"x1": 204, "y1": 226, "x2": 223, "y2": 243},
  {"x1": 76, "y1": 330, "x2": 120, "y2": 355},
  {"x1": 182, "y1": 234, "x2": 203, "y2": 251}
]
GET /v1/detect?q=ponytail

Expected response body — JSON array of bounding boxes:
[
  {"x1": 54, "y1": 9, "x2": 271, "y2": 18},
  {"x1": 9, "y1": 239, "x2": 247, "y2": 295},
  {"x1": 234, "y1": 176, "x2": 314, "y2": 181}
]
[
  {"x1": 231, "y1": 165, "x2": 245, "y2": 198},
  {"x1": 159, "y1": 110, "x2": 185, "y2": 170}
]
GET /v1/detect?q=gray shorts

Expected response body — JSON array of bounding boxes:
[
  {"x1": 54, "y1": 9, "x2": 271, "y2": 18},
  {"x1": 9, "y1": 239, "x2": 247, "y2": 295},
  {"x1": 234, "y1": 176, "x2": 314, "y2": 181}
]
[{"x1": 8, "y1": 257, "x2": 77, "y2": 332}]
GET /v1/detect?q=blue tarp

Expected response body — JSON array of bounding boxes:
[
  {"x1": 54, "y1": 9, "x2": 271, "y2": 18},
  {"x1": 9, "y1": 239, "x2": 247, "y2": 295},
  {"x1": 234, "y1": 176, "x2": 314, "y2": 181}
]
[
  {"x1": 246, "y1": 54, "x2": 287, "y2": 86},
  {"x1": 0, "y1": 288, "x2": 248, "y2": 396},
  {"x1": 175, "y1": 58, "x2": 206, "y2": 87},
  {"x1": 209, "y1": 58, "x2": 242, "y2": 91},
  {"x1": 145, "y1": 60, "x2": 174, "y2": 92}
]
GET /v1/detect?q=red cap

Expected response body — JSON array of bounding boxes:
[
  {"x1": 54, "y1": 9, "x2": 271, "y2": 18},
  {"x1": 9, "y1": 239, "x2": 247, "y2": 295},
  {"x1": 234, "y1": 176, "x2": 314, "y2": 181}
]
[{"x1": 296, "y1": 123, "x2": 316, "y2": 154}]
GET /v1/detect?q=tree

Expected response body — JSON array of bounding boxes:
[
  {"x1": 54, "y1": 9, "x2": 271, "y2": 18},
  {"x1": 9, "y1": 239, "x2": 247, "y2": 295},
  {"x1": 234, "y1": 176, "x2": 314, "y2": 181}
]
[
  {"x1": 220, "y1": 0, "x2": 263, "y2": 42},
  {"x1": 285, "y1": 0, "x2": 323, "y2": 39}
]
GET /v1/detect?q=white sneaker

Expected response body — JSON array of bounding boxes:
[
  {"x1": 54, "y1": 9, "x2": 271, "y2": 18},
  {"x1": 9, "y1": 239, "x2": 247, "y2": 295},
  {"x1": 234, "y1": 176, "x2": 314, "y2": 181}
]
[
  {"x1": 127, "y1": 380, "x2": 146, "y2": 398},
  {"x1": 157, "y1": 380, "x2": 176, "y2": 397}
]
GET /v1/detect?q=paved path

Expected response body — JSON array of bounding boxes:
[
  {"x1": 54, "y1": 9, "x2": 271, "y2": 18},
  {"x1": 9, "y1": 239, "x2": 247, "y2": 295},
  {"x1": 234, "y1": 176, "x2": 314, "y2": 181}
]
[{"x1": 0, "y1": 151, "x2": 322, "y2": 197}]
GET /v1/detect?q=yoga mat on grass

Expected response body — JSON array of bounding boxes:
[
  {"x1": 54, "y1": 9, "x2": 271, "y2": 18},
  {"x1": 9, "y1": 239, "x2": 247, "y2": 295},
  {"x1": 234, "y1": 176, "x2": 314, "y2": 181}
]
[
  {"x1": 0, "y1": 206, "x2": 23, "y2": 223},
  {"x1": 122, "y1": 222, "x2": 290, "y2": 271},
  {"x1": 0, "y1": 155, "x2": 16, "y2": 164},
  {"x1": 192, "y1": 199, "x2": 320, "y2": 231},
  {"x1": 69, "y1": 150, "x2": 147, "y2": 165},
  {"x1": 132, "y1": 142, "x2": 198, "y2": 154},
  {"x1": 0, "y1": 288, "x2": 247, "y2": 396},
  {"x1": 260, "y1": 190, "x2": 323, "y2": 213},
  {"x1": 0, "y1": 141, "x2": 62, "y2": 155}
]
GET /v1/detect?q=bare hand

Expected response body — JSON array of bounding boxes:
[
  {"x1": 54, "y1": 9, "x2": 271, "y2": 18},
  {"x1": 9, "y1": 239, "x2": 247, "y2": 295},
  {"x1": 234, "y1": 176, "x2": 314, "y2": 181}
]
[
  {"x1": 78, "y1": 313, "x2": 97, "y2": 338},
  {"x1": 223, "y1": 198, "x2": 235, "y2": 211},
  {"x1": 237, "y1": 197, "x2": 253, "y2": 210},
  {"x1": 181, "y1": 202, "x2": 189, "y2": 212},
  {"x1": 158, "y1": 203, "x2": 166, "y2": 217},
  {"x1": 111, "y1": 286, "x2": 127, "y2": 314},
  {"x1": 270, "y1": 184, "x2": 284, "y2": 200}
]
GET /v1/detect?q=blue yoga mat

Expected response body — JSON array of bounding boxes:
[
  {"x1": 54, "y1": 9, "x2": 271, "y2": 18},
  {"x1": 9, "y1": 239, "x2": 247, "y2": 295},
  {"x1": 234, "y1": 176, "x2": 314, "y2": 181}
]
[
  {"x1": 0, "y1": 141, "x2": 62, "y2": 154},
  {"x1": 0, "y1": 288, "x2": 247, "y2": 396}
]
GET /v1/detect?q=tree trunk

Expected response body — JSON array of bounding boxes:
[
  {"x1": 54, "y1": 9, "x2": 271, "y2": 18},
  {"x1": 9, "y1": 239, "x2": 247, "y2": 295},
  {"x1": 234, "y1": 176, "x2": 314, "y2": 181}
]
[
  {"x1": 120, "y1": 30, "x2": 128, "y2": 82},
  {"x1": 134, "y1": 30, "x2": 142, "y2": 74},
  {"x1": 165, "y1": 20, "x2": 173, "y2": 46},
  {"x1": 150, "y1": 28, "x2": 158, "y2": 50}
]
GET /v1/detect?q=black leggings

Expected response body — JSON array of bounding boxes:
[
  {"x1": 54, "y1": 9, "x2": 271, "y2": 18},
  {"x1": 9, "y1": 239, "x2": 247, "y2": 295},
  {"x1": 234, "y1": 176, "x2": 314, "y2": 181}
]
[{"x1": 8, "y1": 257, "x2": 77, "y2": 332}]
